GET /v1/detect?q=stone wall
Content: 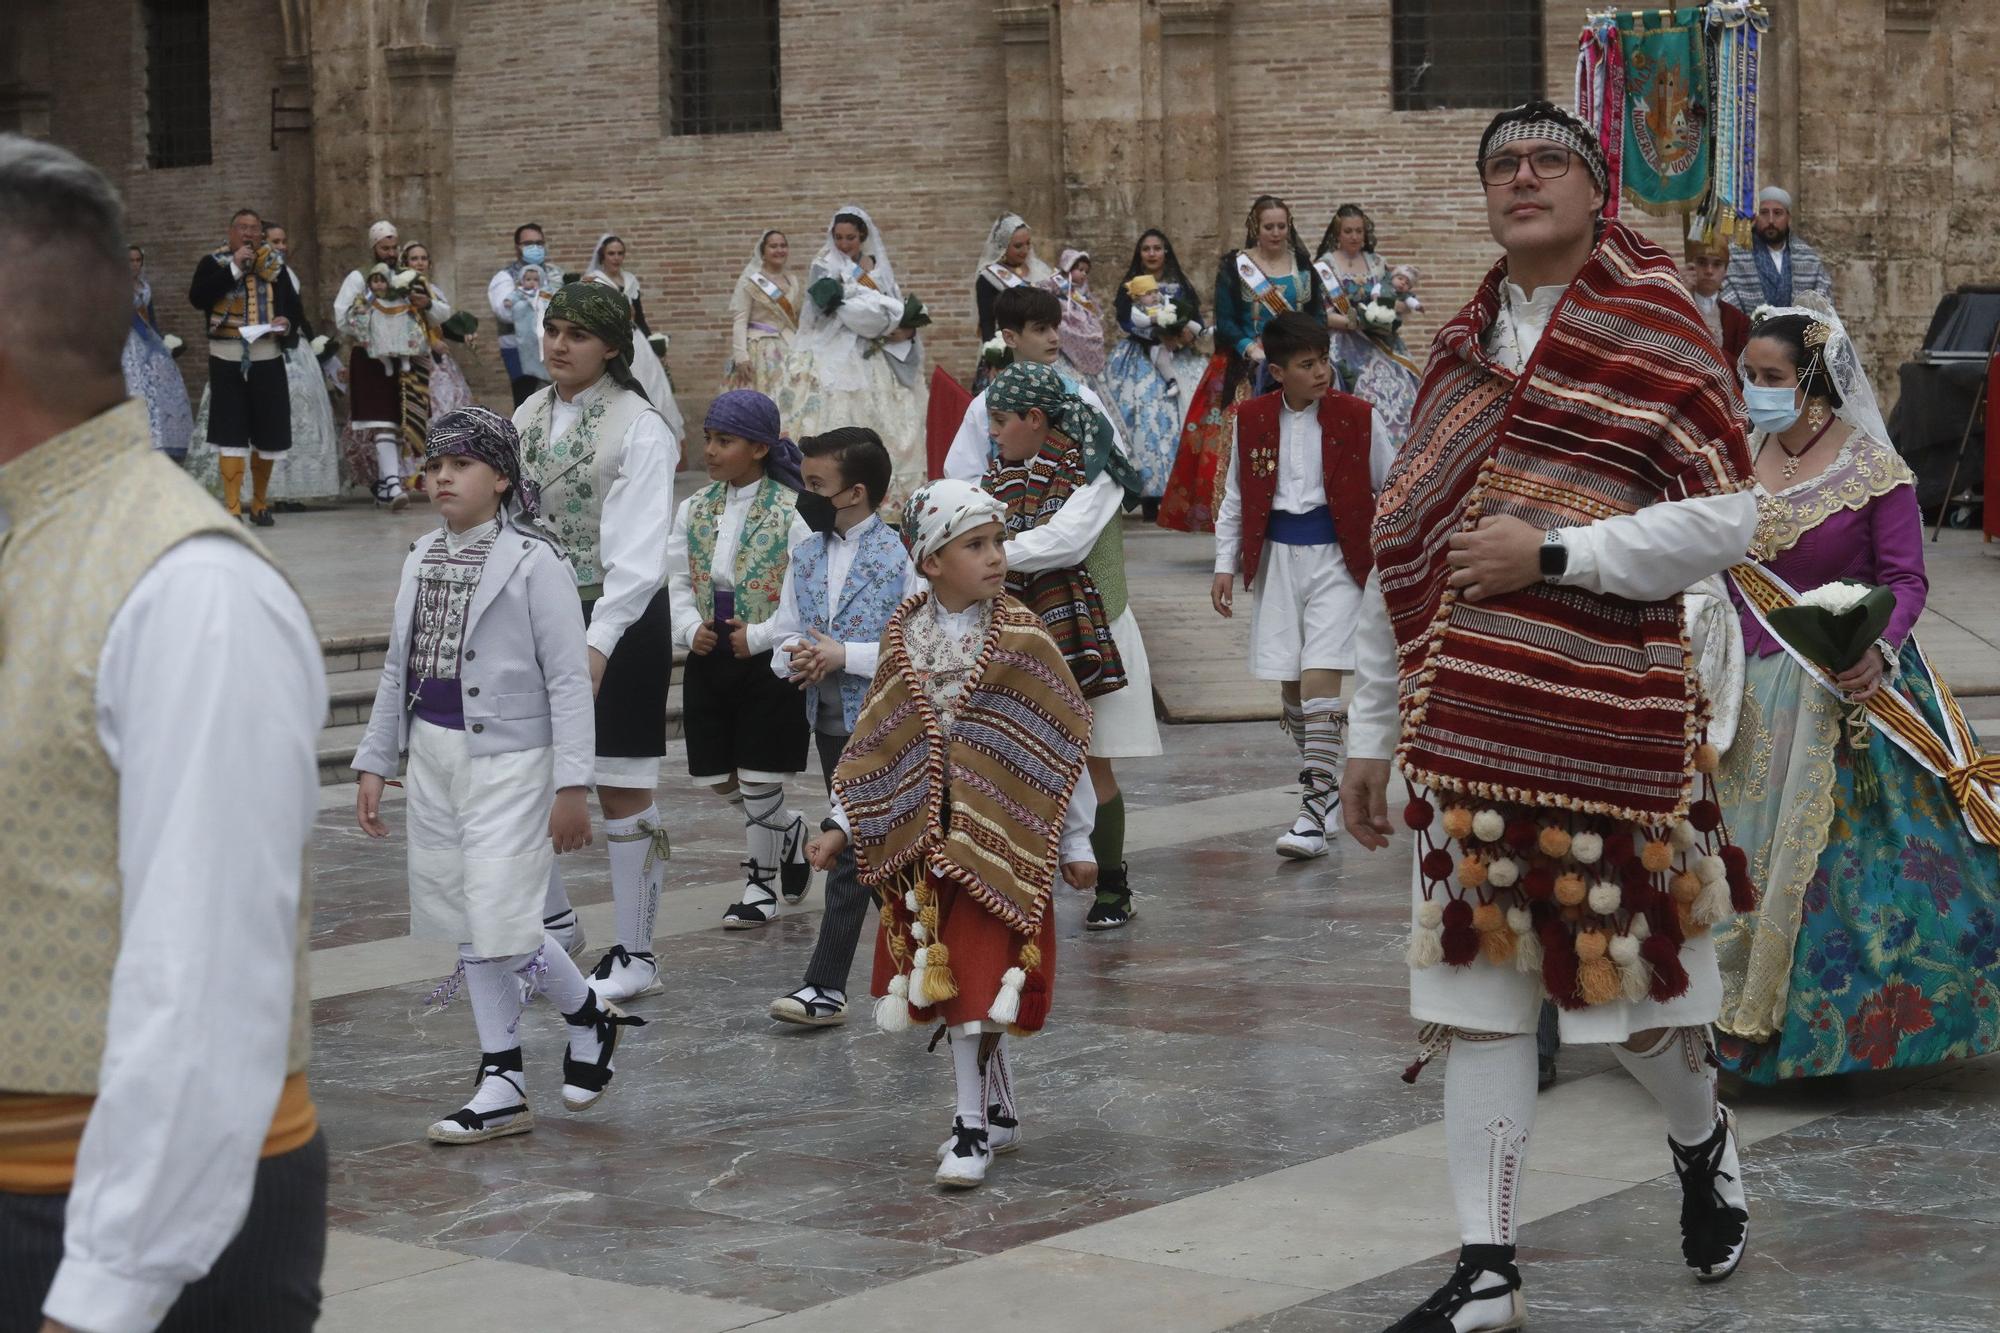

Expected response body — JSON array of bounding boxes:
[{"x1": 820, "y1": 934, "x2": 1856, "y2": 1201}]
[{"x1": 14, "y1": 0, "x2": 1996, "y2": 425}]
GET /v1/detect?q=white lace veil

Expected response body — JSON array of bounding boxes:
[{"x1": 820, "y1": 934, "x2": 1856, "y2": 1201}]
[
  {"x1": 797, "y1": 204, "x2": 907, "y2": 393},
  {"x1": 1745, "y1": 292, "x2": 1889, "y2": 446},
  {"x1": 737, "y1": 229, "x2": 787, "y2": 284},
  {"x1": 974, "y1": 213, "x2": 1053, "y2": 287},
  {"x1": 586, "y1": 232, "x2": 640, "y2": 301}
]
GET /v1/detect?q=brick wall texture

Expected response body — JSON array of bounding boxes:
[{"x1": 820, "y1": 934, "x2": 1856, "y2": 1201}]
[{"x1": 17, "y1": 0, "x2": 2000, "y2": 421}]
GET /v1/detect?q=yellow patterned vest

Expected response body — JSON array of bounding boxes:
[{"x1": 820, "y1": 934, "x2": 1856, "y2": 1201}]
[{"x1": 0, "y1": 401, "x2": 315, "y2": 1094}]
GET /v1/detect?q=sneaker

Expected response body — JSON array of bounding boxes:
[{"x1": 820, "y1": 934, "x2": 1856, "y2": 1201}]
[
  {"x1": 544, "y1": 909, "x2": 588, "y2": 963},
  {"x1": 934, "y1": 1117, "x2": 992, "y2": 1188},
  {"x1": 1671, "y1": 1107, "x2": 1749, "y2": 1283},
  {"x1": 1085, "y1": 862, "x2": 1136, "y2": 931},
  {"x1": 1276, "y1": 813, "x2": 1329, "y2": 860},
  {"x1": 247, "y1": 507, "x2": 276, "y2": 528},
  {"x1": 586, "y1": 945, "x2": 663, "y2": 1002},
  {"x1": 1381, "y1": 1244, "x2": 1526, "y2": 1332},
  {"x1": 769, "y1": 985, "x2": 848, "y2": 1026},
  {"x1": 560, "y1": 990, "x2": 646, "y2": 1112},
  {"x1": 779, "y1": 813, "x2": 812, "y2": 904},
  {"x1": 939, "y1": 1105, "x2": 1020, "y2": 1157},
  {"x1": 426, "y1": 1048, "x2": 534, "y2": 1145}
]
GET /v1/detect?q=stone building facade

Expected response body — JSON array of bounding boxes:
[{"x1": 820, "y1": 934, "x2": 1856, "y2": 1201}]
[{"x1": 3, "y1": 0, "x2": 1991, "y2": 419}]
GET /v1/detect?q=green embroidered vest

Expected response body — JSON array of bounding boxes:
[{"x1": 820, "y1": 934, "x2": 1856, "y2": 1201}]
[
  {"x1": 1083, "y1": 517, "x2": 1128, "y2": 622},
  {"x1": 514, "y1": 379, "x2": 654, "y2": 594},
  {"x1": 684, "y1": 477, "x2": 796, "y2": 624}
]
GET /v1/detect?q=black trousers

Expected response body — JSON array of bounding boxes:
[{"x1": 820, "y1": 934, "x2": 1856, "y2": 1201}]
[
  {"x1": 206, "y1": 353, "x2": 293, "y2": 452},
  {"x1": 801, "y1": 729, "x2": 877, "y2": 992},
  {"x1": 0, "y1": 1131, "x2": 327, "y2": 1333}
]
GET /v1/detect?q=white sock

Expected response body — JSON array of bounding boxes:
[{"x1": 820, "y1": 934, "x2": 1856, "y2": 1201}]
[
  {"x1": 1282, "y1": 700, "x2": 1306, "y2": 762},
  {"x1": 1444, "y1": 1030, "x2": 1537, "y2": 1246},
  {"x1": 542, "y1": 859, "x2": 572, "y2": 922},
  {"x1": 740, "y1": 781, "x2": 786, "y2": 905},
  {"x1": 542, "y1": 933, "x2": 589, "y2": 1014},
  {"x1": 604, "y1": 805, "x2": 664, "y2": 953},
  {"x1": 461, "y1": 946, "x2": 534, "y2": 1052},
  {"x1": 372, "y1": 435, "x2": 402, "y2": 491},
  {"x1": 1614, "y1": 1027, "x2": 1718, "y2": 1145},
  {"x1": 951, "y1": 1033, "x2": 987, "y2": 1128}
]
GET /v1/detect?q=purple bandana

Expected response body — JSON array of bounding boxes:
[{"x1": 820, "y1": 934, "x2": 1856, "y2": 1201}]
[
  {"x1": 426, "y1": 406, "x2": 538, "y2": 518},
  {"x1": 704, "y1": 389, "x2": 802, "y2": 490}
]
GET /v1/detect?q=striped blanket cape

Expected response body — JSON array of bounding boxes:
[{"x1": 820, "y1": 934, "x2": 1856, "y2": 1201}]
[
  {"x1": 1373, "y1": 222, "x2": 1753, "y2": 822},
  {"x1": 832, "y1": 594, "x2": 1091, "y2": 934}
]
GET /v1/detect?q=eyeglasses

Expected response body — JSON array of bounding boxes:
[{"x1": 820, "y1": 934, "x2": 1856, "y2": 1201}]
[{"x1": 1479, "y1": 148, "x2": 1576, "y2": 187}]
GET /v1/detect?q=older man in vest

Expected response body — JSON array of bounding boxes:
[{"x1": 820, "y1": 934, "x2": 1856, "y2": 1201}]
[{"x1": 0, "y1": 138, "x2": 326, "y2": 1331}]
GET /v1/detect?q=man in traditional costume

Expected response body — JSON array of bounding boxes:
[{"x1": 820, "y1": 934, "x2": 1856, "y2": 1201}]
[
  {"x1": 188, "y1": 206, "x2": 307, "y2": 525},
  {"x1": 1721, "y1": 185, "x2": 1834, "y2": 314},
  {"x1": 1685, "y1": 229, "x2": 1750, "y2": 371},
  {"x1": 1340, "y1": 102, "x2": 1766, "y2": 1332},
  {"x1": 0, "y1": 136, "x2": 326, "y2": 1331}
]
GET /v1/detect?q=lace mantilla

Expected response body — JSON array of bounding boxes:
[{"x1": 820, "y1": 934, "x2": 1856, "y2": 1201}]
[{"x1": 1750, "y1": 433, "x2": 1914, "y2": 560}]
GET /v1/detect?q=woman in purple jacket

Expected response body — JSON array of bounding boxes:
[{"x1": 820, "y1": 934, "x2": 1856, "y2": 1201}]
[{"x1": 1714, "y1": 298, "x2": 2000, "y2": 1082}]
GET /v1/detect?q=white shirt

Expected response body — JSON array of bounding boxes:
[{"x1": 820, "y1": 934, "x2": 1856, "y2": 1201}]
[
  {"x1": 666, "y1": 481, "x2": 812, "y2": 655},
  {"x1": 1492, "y1": 280, "x2": 1566, "y2": 374},
  {"x1": 36, "y1": 535, "x2": 323, "y2": 1333},
  {"x1": 1212, "y1": 400, "x2": 1398, "y2": 575},
  {"x1": 1764, "y1": 241, "x2": 1787, "y2": 273},
  {"x1": 548, "y1": 386, "x2": 678, "y2": 660},
  {"x1": 765, "y1": 513, "x2": 922, "y2": 686},
  {"x1": 943, "y1": 377, "x2": 1127, "y2": 485}
]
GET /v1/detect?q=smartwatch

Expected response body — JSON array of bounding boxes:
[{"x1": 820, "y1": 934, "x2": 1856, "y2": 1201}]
[{"x1": 1539, "y1": 528, "x2": 1568, "y2": 582}]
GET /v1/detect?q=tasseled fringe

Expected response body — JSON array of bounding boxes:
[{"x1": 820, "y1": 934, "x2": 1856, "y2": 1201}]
[
  {"x1": 1013, "y1": 941, "x2": 1049, "y2": 1032},
  {"x1": 909, "y1": 947, "x2": 929, "y2": 1011},
  {"x1": 1507, "y1": 906, "x2": 1542, "y2": 975},
  {"x1": 1690, "y1": 853, "x2": 1730, "y2": 926},
  {"x1": 1407, "y1": 898, "x2": 1445, "y2": 970},
  {"x1": 1609, "y1": 931, "x2": 1650, "y2": 1003},
  {"x1": 875, "y1": 973, "x2": 912, "y2": 1032},
  {"x1": 988, "y1": 967, "x2": 1027, "y2": 1025},
  {"x1": 1402, "y1": 1022, "x2": 1454, "y2": 1084},
  {"x1": 1474, "y1": 901, "x2": 1515, "y2": 966},
  {"x1": 922, "y1": 942, "x2": 959, "y2": 1005}
]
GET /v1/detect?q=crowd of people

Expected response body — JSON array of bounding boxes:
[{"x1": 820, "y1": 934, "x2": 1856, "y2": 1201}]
[{"x1": 6, "y1": 89, "x2": 2000, "y2": 1333}]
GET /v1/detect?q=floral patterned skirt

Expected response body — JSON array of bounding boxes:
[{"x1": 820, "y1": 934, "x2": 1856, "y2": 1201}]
[
  {"x1": 1714, "y1": 645, "x2": 2000, "y2": 1082},
  {"x1": 1103, "y1": 337, "x2": 1203, "y2": 498},
  {"x1": 726, "y1": 332, "x2": 792, "y2": 402},
  {"x1": 1156, "y1": 352, "x2": 1254, "y2": 533}
]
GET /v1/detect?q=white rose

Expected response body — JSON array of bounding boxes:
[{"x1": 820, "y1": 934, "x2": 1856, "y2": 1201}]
[
  {"x1": 1797, "y1": 580, "x2": 1872, "y2": 613},
  {"x1": 982, "y1": 333, "x2": 1008, "y2": 356},
  {"x1": 309, "y1": 335, "x2": 329, "y2": 357},
  {"x1": 161, "y1": 333, "x2": 184, "y2": 352}
]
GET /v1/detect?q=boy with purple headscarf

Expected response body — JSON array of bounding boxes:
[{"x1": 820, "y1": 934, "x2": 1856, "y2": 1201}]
[{"x1": 666, "y1": 389, "x2": 815, "y2": 928}]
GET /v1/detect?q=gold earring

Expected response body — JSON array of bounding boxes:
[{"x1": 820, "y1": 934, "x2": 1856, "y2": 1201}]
[{"x1": 1806, "y1": 400, "x2": 1830, "y2": 432}]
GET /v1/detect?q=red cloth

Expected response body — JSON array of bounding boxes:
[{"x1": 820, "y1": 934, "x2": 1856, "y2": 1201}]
[
  {"x1": 1719, "y1": 300, "x2": 1750, "y2": 369},
  {"x1": 1373, "y1": 222, "x2": 1754, "y2": 822},
  {"x1": 871, "y1": 873, "x2": 1059, "y2": 1032},
  {"x1": 926, "y1": 366, "x2": 973, "y2": 481},
  {"x1": 1233, "y1": 388, "x2": 1376, "y2": 589},
  {"x1": 1156, "y1": 351, "x2": 1247, "y2": 532}
]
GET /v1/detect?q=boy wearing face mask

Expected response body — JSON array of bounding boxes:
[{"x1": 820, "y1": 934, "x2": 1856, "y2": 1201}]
[{"x1": 763, "y1": 427, "x2": 921, "y2": 1026}]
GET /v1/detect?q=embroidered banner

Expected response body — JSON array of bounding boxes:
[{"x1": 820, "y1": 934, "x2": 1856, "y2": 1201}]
[{"x1": 1616, "y1": 8, "x2": 1710, "y2": 210}]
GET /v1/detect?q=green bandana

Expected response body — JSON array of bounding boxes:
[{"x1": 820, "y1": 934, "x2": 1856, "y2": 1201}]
[
  {"x1": 545, "y1": 281, "x2": 647, "y2": 399},
  {"x1": 986, "y1": 361, "x2": 1140, "y2": 503}
]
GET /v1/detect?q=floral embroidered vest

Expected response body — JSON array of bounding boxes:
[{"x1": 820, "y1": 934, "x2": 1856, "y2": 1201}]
[
  {"x1": 685, "y1": 476, "x2": 796, "y2": 625},
  {"x1": 514, "y1": 380, "x2": 654, "y2": 593},
  {"x1": 791, "y1": 520, "x2": 911, "y2": 732}
]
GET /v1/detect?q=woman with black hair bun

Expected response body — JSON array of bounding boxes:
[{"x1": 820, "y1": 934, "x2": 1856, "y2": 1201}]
[{"x1": 1103, "y1": 227, "x2": 1207, "y2": 518}]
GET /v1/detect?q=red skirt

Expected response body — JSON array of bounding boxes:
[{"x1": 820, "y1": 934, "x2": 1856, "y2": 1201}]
[
  {"x1": 346, "y1": 347, "x2": 401, "y2": 425},
  {"x1": 1156, "y1": 351, "x2": 1253, "y2": 533},
  {"x1": 871, "y1": 872, "x2": 1058, "y2": 1032}
]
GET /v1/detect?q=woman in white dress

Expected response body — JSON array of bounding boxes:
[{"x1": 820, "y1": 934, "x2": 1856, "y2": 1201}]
[
  {"x1": 186, "y1": 221, "x2": 343, "y2": 500},
  {"x1": 401, "y1": 239, "x2": 476, "y2": 421},
  {"x1": 723, "y1": 229, "x2": 801, "y2": 399},
  {"x1": 775, "y1": 204, "x2": 929, "y2": 510},
  {"x1": 971, "y1": 213, "x2": 1053, "y2": 390}
]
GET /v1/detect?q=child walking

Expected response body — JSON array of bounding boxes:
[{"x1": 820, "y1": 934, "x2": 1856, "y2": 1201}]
[
  {"x1": 1210, "y1": 312, "x2": 1395, "y2": 860},
  {"x1": 353, "y1": 407, "x2": 642, "y2": 1144},
  {"x1": 761, "y1": 428, "x2": 921, "y2": 1026},
  {"x1": 978, "y1": 359, "x2": 1158, "y2": 929},
  {"x1": 666, "y1": 389, "x2": 814, "y2": 928},
  {"x1": 808, "y1": 478, "x2": 1097, "y2": 1188}
]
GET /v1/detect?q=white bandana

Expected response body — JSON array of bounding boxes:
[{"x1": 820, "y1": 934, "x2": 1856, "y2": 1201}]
[{"x1": 900, "y1": 478, "x2": 1005, "y2": 564}]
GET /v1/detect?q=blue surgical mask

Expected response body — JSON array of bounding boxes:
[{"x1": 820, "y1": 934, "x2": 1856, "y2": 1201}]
[
  {"x1": 521, "y1": 243, "x2": 547, "y2": 266},
  {"x1": 1743, "y1": 383, "x2": 1801, "y2": 434}
]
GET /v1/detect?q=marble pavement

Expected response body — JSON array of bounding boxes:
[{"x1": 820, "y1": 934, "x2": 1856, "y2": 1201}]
[{"x1": 258, "y1": 504, "x2": 2000, "y2": 1331}]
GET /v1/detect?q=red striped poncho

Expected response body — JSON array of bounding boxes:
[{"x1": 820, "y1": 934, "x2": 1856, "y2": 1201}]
[{"x1": 1372, "y1": 222, "x2": 1753, "y2": 823}]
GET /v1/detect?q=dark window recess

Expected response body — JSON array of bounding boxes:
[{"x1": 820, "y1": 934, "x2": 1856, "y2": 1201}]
[
  {"x1": 145, "y1": 0, "x2": 212, "y2": 168},
  {"x1": 661, "y1": 0, "x2": 782, "y2": 136},
  {"x1": 1391, "y1": 0, "x2": 1545, "y2": 112}
]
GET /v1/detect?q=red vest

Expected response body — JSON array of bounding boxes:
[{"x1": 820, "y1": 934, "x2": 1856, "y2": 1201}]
[{"x1": 1235, "y1": 388, "x2": 1376, "y2": 589}]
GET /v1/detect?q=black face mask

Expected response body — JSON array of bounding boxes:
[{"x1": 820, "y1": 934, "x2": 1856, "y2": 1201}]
[{"x1": 795, "y1": 489, "x2": 845, "y2": 535}]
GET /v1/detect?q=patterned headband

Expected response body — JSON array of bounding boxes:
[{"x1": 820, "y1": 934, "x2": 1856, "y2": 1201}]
[
  {"x1": 426, "y1": 407, "x2": 537, "y2": 518},
  {"x1": 900, "y1": 478, "x2": 1007, "y2": 564},
  {"x1": 1480, "y1": 105, "x2": 1608, "y2": 192}
]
